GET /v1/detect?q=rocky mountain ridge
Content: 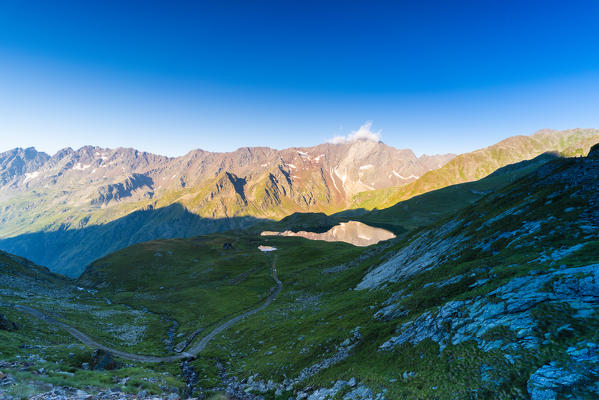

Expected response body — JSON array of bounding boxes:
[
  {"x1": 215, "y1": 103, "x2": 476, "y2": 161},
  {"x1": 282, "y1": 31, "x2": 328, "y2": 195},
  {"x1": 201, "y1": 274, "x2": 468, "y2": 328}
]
[{"x1": 0, "y1": 141, "x2": 452, "y2": 200}]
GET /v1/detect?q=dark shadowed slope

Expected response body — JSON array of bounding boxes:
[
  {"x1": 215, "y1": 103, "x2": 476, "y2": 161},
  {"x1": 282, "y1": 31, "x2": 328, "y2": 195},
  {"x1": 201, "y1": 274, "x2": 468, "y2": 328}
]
[{"x1": 0, "y1": 203, "x2": 265, "y2": 277}]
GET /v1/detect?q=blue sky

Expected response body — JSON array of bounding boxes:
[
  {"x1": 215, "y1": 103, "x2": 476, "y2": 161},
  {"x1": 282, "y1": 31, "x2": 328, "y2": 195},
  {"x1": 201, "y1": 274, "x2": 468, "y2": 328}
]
[{"x1": 1, "y1": 0, "x2": 598, "y2": 156}]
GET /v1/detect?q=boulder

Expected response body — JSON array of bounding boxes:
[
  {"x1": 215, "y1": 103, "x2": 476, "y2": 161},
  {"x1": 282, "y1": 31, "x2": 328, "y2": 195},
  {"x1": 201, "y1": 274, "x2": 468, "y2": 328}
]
[
  {"x1": 90, "y1": 349, "x2": 119, "y2": 371},
  {"x1": 0, "y1": 314, "x2": 18, "y2": 331}
]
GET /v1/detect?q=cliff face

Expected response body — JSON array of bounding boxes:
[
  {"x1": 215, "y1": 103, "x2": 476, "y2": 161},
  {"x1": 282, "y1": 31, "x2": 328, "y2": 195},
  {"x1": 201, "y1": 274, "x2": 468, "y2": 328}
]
[{"x1": 0, "y1": 147, "x2": 50, "y2": 187}]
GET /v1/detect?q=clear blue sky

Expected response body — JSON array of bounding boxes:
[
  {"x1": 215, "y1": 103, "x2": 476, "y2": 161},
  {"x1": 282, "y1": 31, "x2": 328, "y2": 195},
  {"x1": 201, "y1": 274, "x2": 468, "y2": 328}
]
[{"x1": 1, "y1": 0, "x2": 598, "y2": 156}]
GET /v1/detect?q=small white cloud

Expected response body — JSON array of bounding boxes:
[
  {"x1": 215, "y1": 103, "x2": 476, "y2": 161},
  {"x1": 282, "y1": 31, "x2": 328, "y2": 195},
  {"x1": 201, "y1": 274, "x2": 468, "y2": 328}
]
[
  {"x1": 328, "y1": 121, "x2": 381, "y2": 144},
  {"x1": 328, "y1": 135, "x2": 348, "y2": 144}
]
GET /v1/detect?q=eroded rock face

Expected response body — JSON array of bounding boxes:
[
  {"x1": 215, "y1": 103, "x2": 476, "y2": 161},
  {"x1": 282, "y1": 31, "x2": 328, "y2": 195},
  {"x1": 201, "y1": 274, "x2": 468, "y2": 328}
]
[
  {"x1": 527, "y1": 342, "x2": 599, "y2": 400},
  {"x1": 0, "y1": 147, "x2": 50, "y2": 187},
  {"x1": 380, "y1": 264, "x2": 599, "y2": 353},
  {"x1": 262, "y1": 221, "x2": 395, "y2": 247},
  {"x1": 91, "y1": 173, "x2": 154, "y2": 206},
  {"x1": 357, "y1": 219, "x2": 465, "y2": 289},
  {"x1": 527, "y1": 364, "x2": 585, "y2": 400}
]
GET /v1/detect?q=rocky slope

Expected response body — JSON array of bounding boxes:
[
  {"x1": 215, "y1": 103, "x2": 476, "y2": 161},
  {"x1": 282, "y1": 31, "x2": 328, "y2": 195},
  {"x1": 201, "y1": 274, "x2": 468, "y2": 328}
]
[
  {"x1": 0, "y1": 249, "x2": 188, "y2": 398},
  {"x1": 0, "y1": 140, "x2": 451, "y2": 211},
  {"x1": 0, "y1": 147, "x2": 51, "y2": 187}
]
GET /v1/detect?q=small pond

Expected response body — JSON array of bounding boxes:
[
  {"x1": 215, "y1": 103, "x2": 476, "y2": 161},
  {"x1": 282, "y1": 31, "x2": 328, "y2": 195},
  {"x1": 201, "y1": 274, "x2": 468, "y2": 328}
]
[{"x1": 261, "y1": 220, "x2": 395, "y2": 247}]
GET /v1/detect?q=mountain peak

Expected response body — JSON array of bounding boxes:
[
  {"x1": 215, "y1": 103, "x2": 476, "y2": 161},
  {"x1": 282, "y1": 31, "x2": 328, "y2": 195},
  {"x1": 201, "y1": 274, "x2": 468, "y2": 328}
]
[{"x1": 533, "y1": 128, "x2": 558, "y2": 136}]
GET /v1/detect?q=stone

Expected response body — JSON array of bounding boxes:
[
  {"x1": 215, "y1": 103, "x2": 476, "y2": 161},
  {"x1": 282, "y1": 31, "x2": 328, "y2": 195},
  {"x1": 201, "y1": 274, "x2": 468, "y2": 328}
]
[
  {"x1": 74, "y1": 389, "x2": 90, "y2": 399},
  {"x1": 357, "y1": 219, "x2": 466, "y2": 289},
  {"x1": 343, "y1": 385, "x2": 373, "y2": 400},
  {"x1": 90, "y1": 349, "x2": 119, "y2": 371},
  {"x1": 527, "y1": 364, "x2": 584, "y2": 400},
  {"x1": 0, "y1": 314, "x2": 19, "y2": 331}
]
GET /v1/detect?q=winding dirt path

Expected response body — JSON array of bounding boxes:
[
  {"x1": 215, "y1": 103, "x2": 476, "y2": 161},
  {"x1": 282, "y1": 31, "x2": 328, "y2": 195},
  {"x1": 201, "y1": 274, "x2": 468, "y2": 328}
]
[{"x1": 13, "y1": 255, "x2": 282, "y2": 363}]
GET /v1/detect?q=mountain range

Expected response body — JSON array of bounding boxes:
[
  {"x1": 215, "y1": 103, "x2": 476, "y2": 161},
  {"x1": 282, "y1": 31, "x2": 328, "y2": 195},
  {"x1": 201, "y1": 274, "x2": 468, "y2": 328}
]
[
  {"x1": 0, "y1": 139, "x2": 453, "y2": 211},
  {"x1": 0, "y1": 128, "x2": 598, "y2": 276}
]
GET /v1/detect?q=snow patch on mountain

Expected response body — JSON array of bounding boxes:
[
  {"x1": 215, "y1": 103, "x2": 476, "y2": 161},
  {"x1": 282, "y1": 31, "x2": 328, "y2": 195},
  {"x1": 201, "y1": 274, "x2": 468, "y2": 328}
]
[
  {"x1": 73, "y1": 163, "x2": 91, "y2": 171},
  {"x1": 334, "y1": 167, "x2": 347, "y2": 185},
  {"x1": 392, "y1": 170, "x2": 419, "y2": 180},
  {"x1": 95, "y1": 152, "x2": 110, "y2": 160},
  {"x1": 23, "y1": 171, "x2": 39, "y2": 183},
  {"x1": 330, "y1": 169, "x2": 341, "y2": 193}
]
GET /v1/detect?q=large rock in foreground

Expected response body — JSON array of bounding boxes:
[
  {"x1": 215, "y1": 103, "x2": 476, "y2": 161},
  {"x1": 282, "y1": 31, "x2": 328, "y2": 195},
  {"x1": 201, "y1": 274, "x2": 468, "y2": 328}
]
[{"x1": 0, "y1": 314, "x2": 18, "y2": 331}]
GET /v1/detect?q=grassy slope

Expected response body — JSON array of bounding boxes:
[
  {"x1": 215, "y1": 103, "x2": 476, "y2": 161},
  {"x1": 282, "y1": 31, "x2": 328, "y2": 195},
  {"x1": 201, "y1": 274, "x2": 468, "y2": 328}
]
[
  {"x1": 352, "y1": 128, "x2": 599, "y2": 210},
  {"x1": 0, "y1": 250, "x2": 66, "y2": 283},
  {"x1": 78, "y1": 233, "x2": 371, "y2": 394},
  {"x1": 79, "y1": 234, "x2": 280, "y2": 339},
  {"x1": 355, "y1": 152, "x2": 559, "y2": 233},
  {"x1": 0, "y1": 250, "x2": 185, "y2": 397}
]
